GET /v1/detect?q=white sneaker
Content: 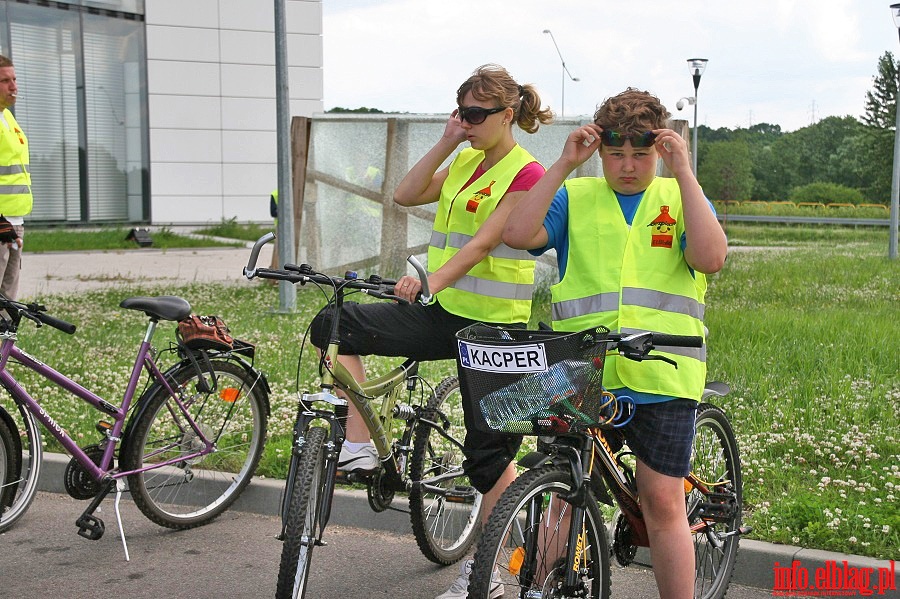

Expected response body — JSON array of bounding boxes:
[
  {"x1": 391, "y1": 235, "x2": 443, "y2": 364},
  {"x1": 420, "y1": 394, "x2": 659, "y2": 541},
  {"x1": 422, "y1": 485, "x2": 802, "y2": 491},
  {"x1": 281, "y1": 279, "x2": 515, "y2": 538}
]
[
  {"x1": 337, "y1": 443, "x2": 378, "y2": 471},
  {"x1": 435, "y1": 559, "x2": 503, "y2": 599}
]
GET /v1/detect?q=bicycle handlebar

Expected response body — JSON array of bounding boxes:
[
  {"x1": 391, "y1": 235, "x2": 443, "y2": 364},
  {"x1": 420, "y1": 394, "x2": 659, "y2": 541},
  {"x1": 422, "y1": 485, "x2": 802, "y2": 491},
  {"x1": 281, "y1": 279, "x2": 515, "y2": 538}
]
[
  {"x1": 0, "y1": 295, "x2": 77, "y2": 335},
  {"x1": 243, "y1": 233, "x2": 432, "y2": 306}
]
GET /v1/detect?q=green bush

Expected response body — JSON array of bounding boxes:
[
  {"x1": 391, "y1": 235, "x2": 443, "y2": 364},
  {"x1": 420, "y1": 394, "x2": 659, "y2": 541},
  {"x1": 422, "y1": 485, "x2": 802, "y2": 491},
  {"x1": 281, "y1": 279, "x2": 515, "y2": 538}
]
[{"x1": 789, "y1": 182, "x2": 865, "y2": 205}]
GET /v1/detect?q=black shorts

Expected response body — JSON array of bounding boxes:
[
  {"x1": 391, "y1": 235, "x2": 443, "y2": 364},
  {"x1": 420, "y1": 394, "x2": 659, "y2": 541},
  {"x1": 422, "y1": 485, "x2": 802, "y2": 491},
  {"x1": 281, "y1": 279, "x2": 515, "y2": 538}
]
[
  {"x1": 310, "y1": 300, "x2": 525, "y2": 493},
  {"x1": 618, "y1": 398, "x2": 698, "y2": 478}
]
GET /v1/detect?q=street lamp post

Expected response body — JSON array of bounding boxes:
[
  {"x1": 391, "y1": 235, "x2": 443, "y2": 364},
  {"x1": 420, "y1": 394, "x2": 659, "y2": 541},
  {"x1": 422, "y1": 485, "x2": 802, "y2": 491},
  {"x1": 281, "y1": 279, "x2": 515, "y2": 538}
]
[
  {"x1": 889, "y1": 4, "x2": 900, "y2": 259},
  {"x1": 543, "y1": 29, "x2": 579, "y2": 117},
  {"x1": 686, "y1": 58, "x2": 708, "y2": 175}
]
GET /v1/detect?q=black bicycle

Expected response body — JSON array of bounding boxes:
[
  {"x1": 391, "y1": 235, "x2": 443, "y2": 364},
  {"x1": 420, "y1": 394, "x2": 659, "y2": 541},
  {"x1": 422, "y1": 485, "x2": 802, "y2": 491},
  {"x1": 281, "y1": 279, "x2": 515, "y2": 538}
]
[{"x1": 457, "y1": 324, "x2": 748, "y2": 599}]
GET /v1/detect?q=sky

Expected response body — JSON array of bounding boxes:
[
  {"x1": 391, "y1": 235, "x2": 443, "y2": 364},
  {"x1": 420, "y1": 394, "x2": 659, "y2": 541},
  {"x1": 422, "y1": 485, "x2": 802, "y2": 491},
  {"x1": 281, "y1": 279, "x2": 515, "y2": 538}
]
[{"x1": 322, "y1": 0, "x2": 897, "y2": 133}]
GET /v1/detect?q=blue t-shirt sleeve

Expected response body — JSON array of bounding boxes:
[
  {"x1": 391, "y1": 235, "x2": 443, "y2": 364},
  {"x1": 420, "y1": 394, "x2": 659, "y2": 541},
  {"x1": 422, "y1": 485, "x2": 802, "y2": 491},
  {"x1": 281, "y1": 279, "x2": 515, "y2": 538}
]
[
  {"x1": 528, "y1": 187, "x2": 570, "y2": 278},
  {"x1": 530, "y1": 187, "x2": 569, "y2": 254}
]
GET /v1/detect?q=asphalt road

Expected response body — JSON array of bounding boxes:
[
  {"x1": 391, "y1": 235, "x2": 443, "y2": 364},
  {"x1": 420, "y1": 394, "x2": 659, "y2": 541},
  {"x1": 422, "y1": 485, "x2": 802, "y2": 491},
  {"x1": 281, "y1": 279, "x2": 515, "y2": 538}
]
[{"x1": 0, "y1": 492, "x2": 776, "y2": 599}]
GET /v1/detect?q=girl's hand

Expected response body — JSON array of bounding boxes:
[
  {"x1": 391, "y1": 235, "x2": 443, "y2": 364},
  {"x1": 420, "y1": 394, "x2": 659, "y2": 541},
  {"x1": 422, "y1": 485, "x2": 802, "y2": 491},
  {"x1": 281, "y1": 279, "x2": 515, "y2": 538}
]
[
  {"x1": 442, "y1": 109, "x2": 467, "y2": 145},
  {"x1": 393, "y1": 275, "x2": 422, "y2": 304}
]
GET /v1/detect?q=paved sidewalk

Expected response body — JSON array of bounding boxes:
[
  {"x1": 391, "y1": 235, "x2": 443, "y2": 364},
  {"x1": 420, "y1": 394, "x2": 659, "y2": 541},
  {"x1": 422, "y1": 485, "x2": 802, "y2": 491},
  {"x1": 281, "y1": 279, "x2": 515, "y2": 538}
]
[
  {"x1": 16, "y1": 246, "x2": 898, "y2": 596},
  {"x1": 19, "y1": 246, "x2": 266, "y2": 298}
]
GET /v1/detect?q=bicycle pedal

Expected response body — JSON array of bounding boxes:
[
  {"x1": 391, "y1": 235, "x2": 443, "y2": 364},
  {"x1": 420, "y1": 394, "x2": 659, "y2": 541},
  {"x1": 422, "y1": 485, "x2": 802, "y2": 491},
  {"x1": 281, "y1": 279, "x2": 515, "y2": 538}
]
[
  {"x1": 75, "y1": 513, "x2": 105, "y2": 540},
  {"x1": 335, "y1": 469, "x2": 375, "y2": 484},
  {"x1": 444, "y1": 486, "x2": 478, "y2": 504}
]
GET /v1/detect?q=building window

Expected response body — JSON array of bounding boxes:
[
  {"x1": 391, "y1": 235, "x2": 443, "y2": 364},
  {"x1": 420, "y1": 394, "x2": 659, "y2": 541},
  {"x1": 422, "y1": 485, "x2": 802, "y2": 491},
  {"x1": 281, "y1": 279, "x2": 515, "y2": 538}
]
[{"x1": 0, "y1": 0, "x2": 148, "y2": 223}]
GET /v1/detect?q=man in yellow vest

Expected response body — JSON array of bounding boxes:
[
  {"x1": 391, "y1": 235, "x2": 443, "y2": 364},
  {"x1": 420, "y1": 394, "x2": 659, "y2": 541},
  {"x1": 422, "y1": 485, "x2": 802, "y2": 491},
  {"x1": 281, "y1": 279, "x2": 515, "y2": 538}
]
[
  {"x1": 0, "y1": 55, "x2": 31, "y2": 301},
  {"x1": 504, "y1": 88, "x2": 727, "y2": 599}
]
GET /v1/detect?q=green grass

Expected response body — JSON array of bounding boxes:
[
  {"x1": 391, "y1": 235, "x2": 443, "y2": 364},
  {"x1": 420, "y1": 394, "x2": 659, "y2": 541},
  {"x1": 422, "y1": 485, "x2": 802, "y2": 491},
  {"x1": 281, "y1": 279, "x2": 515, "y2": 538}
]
[
  {"x1": 2, "y1": 223, "x2": 898, "y2": 559},
  {"x1": 23, "y1": 226, "x2": 241, "y2": 252},
  {"x1": 193, "y1": 218, "x2": 275, "y2": 242}
]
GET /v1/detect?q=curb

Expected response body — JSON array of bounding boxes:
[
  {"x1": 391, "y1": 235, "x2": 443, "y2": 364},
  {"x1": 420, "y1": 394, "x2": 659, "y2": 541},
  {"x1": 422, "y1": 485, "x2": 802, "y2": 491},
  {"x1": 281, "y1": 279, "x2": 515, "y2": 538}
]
[{"x1": 37, "y1": 453, "x2": 893, "y2": 592}]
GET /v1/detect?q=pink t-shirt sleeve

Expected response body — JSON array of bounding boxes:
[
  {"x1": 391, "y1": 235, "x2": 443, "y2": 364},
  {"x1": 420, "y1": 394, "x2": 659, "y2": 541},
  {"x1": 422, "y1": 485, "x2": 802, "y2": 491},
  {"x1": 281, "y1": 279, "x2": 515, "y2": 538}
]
[{"x1": 506, "y1": 161, "x2": 546, "y2": 193}]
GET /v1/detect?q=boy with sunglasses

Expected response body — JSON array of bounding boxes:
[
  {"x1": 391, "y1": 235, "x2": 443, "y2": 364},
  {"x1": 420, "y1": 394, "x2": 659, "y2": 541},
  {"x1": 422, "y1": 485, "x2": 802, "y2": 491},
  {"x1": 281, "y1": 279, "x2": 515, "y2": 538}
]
[{"x1": 503, "y1": 87, "x2": 727, "y2": 599}]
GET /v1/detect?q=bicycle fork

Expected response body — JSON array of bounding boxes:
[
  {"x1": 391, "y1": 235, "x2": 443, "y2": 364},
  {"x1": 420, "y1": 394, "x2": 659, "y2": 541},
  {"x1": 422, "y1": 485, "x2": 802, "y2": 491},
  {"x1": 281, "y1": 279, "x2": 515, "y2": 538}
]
[{"x1": 277, "y1": 396, "x2": 346, "y2": 545}]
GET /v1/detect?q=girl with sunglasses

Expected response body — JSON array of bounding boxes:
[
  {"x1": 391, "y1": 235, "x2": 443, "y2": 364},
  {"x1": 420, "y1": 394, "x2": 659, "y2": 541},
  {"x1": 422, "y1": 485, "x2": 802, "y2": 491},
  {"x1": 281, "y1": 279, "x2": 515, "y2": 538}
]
[
  {"x1": 310, "y1": 63, "x2": 552, "y2": 599},
  {"x1": 503, "y1": 88, "x2": 727, "y2": 599}
]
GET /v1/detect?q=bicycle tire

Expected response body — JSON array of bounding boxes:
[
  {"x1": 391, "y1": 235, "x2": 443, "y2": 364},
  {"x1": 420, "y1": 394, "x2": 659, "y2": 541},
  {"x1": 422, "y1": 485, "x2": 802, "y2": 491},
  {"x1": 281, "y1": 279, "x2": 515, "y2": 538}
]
[
  {"x1": 276, "y1": 426, "x2": 328, "y2": 599},
  {"x1": 690, "y1": 403, "x2": 743, "y2": 599},
  {"x1": 0, "y1": 415, "x2": 16, "y2": 510},
  {"x1": 0, "y1": 401, "x2": 42, "y2": 533},
  {"x1": 469, "y1": 465, "x2": 611, "y2": 599},
  {"x1": 123, "y1": 359, "x2": 267, "y2": 529},
  {"x1": 408, "y1": 375, "x2": 483, "y2": 565}
]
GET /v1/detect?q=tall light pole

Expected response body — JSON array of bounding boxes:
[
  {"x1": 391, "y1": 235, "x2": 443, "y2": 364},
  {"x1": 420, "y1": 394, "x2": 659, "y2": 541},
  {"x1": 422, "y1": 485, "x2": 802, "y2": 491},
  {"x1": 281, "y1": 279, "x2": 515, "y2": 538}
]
[
  {"x1": 686, "y1": 58, "x2": 708, "y2": 175},
  {"x1": 543, "y1": 29, "x2": 579, "y2": 117},
  {"x1": 889, "y1": 4, "x2": 900, "y2": 258}
]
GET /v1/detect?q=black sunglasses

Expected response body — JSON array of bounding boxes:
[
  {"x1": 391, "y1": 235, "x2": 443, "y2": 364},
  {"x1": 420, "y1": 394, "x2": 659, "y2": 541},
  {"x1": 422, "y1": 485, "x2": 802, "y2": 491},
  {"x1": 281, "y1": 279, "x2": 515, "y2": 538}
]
[
  {"x1": 458, "y1": 105, "x2": 506, "y2": 125},
  {"x1": 600, "y1": 130, "x2": 657, "y2": 148}
]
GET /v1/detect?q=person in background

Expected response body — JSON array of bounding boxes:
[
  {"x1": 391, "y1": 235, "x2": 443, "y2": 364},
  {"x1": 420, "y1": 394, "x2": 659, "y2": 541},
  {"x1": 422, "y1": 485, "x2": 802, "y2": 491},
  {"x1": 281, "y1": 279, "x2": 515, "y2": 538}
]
[
  {"x1": 0, "y1": 54, "x2": 32, "y2": 300},
  {"x1": 268, "y1": 189, "x2": 279, "y2": 280},
  {"x1": 309, "y1": 64, "x2": 553, "y2": 599},
  {"x1": 503, "y1": 87, "x2": 727, "y2": 599}
]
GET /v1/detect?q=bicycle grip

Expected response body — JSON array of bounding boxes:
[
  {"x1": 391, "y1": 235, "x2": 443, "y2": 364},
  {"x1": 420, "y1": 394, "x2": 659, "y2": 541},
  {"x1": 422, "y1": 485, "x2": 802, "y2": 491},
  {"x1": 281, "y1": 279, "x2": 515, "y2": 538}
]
[
  {"x1": 651, "y1": 333, "x2": 702, "y2": 348},
  {"x1": 36, "y1": 311, "x2": 77, "y2": 335},
  {"x1": 244, "y1": 232, "x2": 276, "y2": 279}
]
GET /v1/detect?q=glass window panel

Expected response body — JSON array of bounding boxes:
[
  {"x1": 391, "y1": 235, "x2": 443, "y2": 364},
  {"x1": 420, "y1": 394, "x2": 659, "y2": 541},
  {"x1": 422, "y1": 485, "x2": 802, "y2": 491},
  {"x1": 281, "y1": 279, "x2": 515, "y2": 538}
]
[
  {"x1": 82, "y1": 13, "x2": 146, "y2": 221},
  {"x1": 8, "y1": 3, "x2": 81, "y2": 222}
]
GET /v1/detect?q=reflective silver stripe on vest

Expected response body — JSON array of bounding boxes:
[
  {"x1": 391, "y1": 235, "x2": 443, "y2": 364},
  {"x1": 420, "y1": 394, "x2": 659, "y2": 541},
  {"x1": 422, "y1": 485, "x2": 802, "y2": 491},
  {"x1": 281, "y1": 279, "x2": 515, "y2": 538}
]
[
  {"x1": 622, "y1": 287, "x2": 705, "y2": 320},
  {"x1": 429, "y1": 230, "x2": 447, "y2": 250},
  {"x1": 452, "y1": 274, "x2": 534, "y2": 300},
  {"x1": 620, "y1": 327, "x2": 706, "y2": 362},
  {"x1": 0, "y1": 165, "x2": 27, "y2": 175},
  {"x1": 0, "y1": 184, "x2": 31, "y2": 195},
  {"x1": 551, "y1": 292, "x2": 619, "y2": 322}
]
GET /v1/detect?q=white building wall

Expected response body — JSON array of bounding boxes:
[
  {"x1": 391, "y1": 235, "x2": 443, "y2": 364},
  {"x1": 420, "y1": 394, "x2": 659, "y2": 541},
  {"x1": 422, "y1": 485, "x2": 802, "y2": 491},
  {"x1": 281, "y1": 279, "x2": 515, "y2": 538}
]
[{"x1": 145, "y1": 0, "x2": 323, "y2": 224}]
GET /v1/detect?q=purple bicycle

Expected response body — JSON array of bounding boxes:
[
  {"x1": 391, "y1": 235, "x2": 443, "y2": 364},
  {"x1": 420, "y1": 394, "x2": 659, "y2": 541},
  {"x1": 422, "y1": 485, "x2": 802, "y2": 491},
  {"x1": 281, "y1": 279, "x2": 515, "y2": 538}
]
[{"x1": 0, "y1": 294, "x2": 269, "y2": 559}]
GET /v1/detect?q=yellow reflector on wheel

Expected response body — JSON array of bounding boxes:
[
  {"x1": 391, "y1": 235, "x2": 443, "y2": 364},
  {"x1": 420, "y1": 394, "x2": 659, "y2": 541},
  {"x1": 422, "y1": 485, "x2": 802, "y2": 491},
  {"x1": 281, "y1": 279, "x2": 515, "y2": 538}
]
[{"x1": 508, "y1": 546, "x2": 525, "y2": 575}]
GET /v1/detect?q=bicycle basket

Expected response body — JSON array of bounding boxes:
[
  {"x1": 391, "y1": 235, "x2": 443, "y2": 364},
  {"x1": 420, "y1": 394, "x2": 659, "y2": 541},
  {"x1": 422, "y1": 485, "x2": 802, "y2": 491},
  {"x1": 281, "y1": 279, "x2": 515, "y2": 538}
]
[{"x1": 456, "y1": 323, "x2": 612, "y2": 435}]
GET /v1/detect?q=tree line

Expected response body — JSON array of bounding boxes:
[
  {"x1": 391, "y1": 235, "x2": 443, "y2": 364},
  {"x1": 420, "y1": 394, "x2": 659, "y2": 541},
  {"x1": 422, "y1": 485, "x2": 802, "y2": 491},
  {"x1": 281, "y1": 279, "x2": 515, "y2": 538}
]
[{"x1": 697, "y1": 52, "x2": 898, "y2": 205}]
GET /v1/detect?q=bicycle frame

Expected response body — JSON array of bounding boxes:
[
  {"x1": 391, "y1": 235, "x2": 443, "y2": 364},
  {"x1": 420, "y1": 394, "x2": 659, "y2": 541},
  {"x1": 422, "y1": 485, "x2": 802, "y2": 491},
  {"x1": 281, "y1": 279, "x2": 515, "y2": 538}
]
[{"x1": 0, "y1": 319, "x2": 218, "y2": 483}]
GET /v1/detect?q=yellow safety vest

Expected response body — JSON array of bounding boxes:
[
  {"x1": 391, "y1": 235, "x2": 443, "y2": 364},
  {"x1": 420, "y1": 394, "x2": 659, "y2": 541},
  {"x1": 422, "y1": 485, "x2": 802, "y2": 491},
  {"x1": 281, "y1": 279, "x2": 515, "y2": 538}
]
[
  {"x1": 550, "y1": 177, "x2": 707, "y2": 400},
  {"x1": 0, "y1": 108, "x2": 32, "y2": 216},
  {"x1": 428, "y1": 145, "x2": 538, "y2": 324}
]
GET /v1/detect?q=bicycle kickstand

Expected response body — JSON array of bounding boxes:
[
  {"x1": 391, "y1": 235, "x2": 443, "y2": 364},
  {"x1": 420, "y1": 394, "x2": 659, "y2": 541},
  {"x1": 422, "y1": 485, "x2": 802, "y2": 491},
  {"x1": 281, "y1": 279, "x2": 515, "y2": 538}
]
[{"x1": 113, "y1": 479, "x2": 131, "y2": 561}]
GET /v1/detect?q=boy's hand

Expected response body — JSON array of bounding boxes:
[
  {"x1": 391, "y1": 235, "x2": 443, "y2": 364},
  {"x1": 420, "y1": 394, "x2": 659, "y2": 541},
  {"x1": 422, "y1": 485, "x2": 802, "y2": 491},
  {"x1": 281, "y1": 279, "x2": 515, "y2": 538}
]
[
  {"x1": 560, "y1": 124, "x2": 603, "y2": 168},
  {"x1": 652, "y1": 128, "x2": 693, "y2": 176}
]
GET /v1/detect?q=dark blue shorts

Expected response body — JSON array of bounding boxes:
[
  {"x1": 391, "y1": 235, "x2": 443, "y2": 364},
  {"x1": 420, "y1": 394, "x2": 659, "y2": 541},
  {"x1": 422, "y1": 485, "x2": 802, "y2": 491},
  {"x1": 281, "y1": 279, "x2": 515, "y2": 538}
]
[{"x1": 618, "y1": 398, "x2": 698, "y2": 478}]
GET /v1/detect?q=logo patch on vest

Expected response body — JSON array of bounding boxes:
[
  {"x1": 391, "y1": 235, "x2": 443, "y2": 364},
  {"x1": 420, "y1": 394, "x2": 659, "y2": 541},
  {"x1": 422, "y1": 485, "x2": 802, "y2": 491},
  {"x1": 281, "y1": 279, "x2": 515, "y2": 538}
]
[
  {"x1": 458, "y1": 340, "x2": 548, "y2": 373},
  {"x1": 466, "y1": 180, "x2": 495, "y2": 213},
  {"x1": 648, "y1": 205, "x2": 676, "y2": 249}
]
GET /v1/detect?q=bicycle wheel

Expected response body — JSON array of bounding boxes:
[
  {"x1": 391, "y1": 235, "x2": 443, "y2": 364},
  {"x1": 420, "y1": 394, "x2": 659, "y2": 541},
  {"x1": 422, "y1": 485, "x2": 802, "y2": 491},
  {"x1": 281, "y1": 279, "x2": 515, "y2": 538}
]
[
  {"x1": 0, "y1": 415, "x2": 16, "y2": 509},
  {"x1": 0, "y1": 401, "x2": 42, "y2": 533},
  {"x1": 469, "y1": 465, "x2": 611, "y2": 599},
  {"x1": 276, "y1": 426, "x2": 328, "y2": 599},
  {"x1": 123, "y1": 359, "x2": 267, "y2": 529},
  {"x1": 689, "y1": 403, "x2": 743, "y2": 599},
  {"x1": 408, "y1": 375, "x2": 483, "y2": 565}
]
